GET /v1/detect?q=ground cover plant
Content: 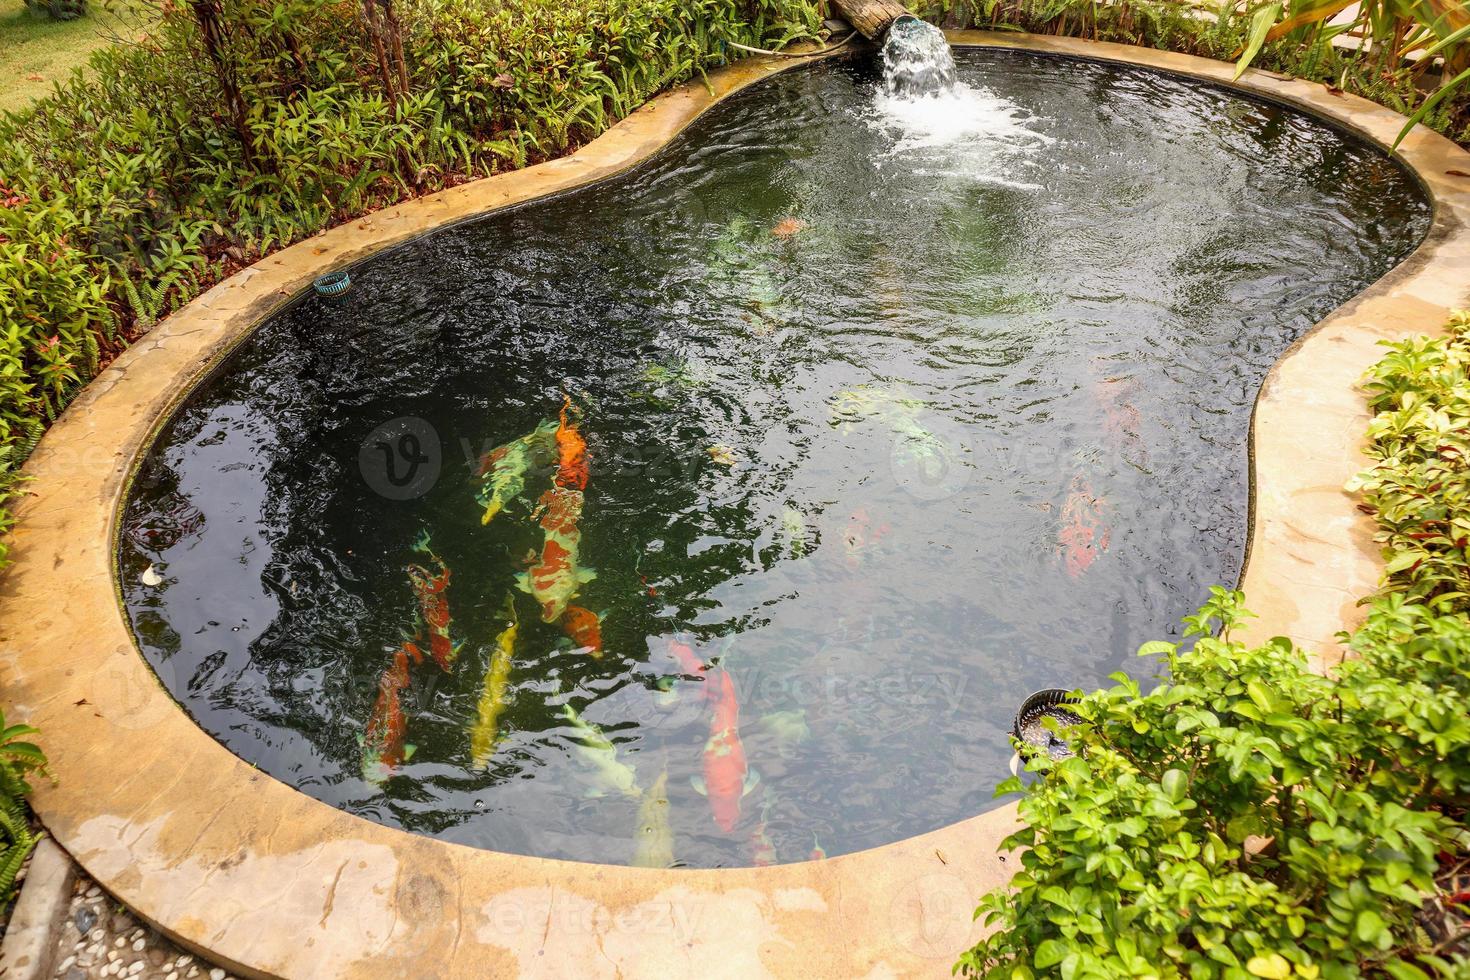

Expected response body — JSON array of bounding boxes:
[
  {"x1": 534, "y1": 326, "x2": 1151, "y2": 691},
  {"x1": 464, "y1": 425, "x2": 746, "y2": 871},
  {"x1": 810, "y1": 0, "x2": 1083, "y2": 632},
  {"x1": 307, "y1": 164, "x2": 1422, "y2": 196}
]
[{"x1": 959, "y1": 313, "x2": 1470, "y2": 978}]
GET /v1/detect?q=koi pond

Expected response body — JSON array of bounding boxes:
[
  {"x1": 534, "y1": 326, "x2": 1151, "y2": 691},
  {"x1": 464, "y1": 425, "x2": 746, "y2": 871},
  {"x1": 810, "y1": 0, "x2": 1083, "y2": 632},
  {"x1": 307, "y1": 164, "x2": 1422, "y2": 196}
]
[{"x1": 119, "y1": 48, "x2": 1429, "y2": 868}]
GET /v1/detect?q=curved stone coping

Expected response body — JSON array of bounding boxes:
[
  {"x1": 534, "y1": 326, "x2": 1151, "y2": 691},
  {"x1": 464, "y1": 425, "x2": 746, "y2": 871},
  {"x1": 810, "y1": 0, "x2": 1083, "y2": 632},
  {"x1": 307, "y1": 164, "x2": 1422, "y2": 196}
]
[{"x1": 0, "y1": 32, "x2": 1465, "y2": 980}]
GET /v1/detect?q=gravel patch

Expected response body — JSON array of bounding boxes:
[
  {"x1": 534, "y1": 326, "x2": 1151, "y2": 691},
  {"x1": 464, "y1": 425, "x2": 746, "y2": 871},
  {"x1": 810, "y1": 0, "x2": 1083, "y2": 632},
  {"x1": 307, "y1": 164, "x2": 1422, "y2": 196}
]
[{"x1": 53, "y1": 875, "x2": 237, "y2": 980}]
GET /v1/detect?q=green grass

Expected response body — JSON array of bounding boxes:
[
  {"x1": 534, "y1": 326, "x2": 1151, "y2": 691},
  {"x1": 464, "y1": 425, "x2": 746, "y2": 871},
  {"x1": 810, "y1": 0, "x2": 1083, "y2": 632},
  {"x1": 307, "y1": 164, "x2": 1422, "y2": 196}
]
[{"x1": 0, "y1": 0, "x2": 152, "y2": 113}]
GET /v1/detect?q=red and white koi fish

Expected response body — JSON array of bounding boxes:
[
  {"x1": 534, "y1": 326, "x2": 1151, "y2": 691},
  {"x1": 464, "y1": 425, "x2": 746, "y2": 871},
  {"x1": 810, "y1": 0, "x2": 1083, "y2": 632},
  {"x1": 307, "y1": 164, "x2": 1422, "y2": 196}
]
[
  {"x1": 1057, "y1": 474, "x2": 1111, "y2": 579},
  {"x1": 517, "y1": 398, "x2": 597, "y2": 622},
  {"x1": 668, "y1": 636, "x2": 707, "y2": 677},
  {"x1": 810, "y1": 834, "x2": 827, "y2": 861},
  {"x1": 691, "y1": 669, "x2": 759, "y2": 832},
  {"x1": 560, "y1": 605, "x2": 603, "y2": 658},
  {"x1": 657, "y1": 635, "x2": 711, "y2": 704},
  {"x1": 408, "y1": 532, "x2": 458, "y2": 670},
  {"x1": 518, "y1": 488, "x2": 596, "y2": 622},
  {"x1": 360, "y1": 644, "x2": 417, "y2": 786}
]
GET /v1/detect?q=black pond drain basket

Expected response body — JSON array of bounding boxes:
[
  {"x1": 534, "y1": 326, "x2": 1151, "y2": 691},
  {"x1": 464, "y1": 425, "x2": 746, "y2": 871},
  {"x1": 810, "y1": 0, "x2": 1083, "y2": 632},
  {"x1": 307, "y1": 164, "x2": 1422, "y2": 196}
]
[{"x1": 1011, "y1": 688, "x2": 1084, "y2": 764}]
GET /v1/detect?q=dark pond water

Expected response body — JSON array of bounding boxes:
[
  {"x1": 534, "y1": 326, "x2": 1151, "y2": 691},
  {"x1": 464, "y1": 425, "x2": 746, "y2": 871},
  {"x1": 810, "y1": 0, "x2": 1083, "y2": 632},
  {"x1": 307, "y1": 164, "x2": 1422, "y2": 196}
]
[{"x1": 119, "y1": 49, "x2": 1430, "y2": 868}]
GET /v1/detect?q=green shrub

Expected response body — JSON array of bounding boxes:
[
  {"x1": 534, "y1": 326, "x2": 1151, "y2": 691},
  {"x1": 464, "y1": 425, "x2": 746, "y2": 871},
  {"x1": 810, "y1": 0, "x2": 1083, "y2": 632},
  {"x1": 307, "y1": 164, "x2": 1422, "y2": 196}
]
[
  {"x1": 1351, "y1": 311, "x2": 1470, "y2": 615},
  {"x1": 960, "y1": 315, "x2": 1470, "y2": 979},
  {"x1": 959, "y1": 591, "x2": 1469, "y2": 978},
  {"x1": 0, "y1": 710, "x2": 46, "y2": 917}
]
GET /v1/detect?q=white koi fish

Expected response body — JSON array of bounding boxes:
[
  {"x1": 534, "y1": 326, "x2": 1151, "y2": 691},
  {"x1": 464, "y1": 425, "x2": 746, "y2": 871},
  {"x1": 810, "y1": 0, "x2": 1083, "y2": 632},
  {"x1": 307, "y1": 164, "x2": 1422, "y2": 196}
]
[
  {"x1": 561, "y1": 703, "x2": 641, "y2": 799},
  {"x1": 632, "y1": 769, "x2": 674, "y2": 868}
]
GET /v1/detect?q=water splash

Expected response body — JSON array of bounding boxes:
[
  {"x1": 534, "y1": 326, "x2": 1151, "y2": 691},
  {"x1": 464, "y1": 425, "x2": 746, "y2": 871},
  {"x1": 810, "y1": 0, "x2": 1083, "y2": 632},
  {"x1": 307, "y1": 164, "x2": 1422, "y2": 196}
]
[
  {"x1": 879, "y1": 15, "x2": 957, "y2": 98},
  {"x1": 872, "y1": 16, "x2": 1053, "y2": 187}
]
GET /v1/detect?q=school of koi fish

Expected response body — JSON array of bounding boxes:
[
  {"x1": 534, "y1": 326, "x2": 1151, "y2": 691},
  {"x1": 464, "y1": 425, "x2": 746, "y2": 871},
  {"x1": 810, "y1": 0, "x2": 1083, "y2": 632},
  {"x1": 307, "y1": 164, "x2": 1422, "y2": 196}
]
[
  {"x1": 351, "y1": 213, "x2": 1146, "y2": 859},
  {"x1": 355, "y1": 369, "x2": 1142, "y2": 865},
  {"x1": 355, "y1": 394, "x2": 779, "y2": 867}
]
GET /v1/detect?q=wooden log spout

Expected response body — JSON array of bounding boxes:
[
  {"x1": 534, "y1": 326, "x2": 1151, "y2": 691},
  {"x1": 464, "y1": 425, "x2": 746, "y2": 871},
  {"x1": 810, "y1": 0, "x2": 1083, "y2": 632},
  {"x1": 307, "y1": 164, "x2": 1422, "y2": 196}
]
[{"x1": 828, "y1": 0, "x2": 912, "y2": 39}]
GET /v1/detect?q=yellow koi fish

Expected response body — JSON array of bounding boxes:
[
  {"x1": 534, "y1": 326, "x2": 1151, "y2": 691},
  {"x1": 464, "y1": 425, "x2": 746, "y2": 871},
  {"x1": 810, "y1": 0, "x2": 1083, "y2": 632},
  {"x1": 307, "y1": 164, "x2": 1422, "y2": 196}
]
[
  {"x1": 468, "y1": 597, "x2": 518, "y2": 769},
  {"x1": 476, "y1": 420, "x2": 557, "y2": 525}
]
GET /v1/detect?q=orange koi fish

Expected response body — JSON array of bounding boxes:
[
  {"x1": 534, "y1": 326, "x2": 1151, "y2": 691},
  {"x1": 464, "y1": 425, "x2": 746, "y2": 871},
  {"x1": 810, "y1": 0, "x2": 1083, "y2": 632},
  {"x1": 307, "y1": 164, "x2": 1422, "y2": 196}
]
[
  {"x1": 691, "y1": 669, "x2": 759, "y2": 832},
  {"x1": 666, "y1": 636, "x2": 710, "y2": 700},
  {"x1": 772, "y1": 217, "x2": 807, "y2": 239},
  {"x1": 517, "y1": 488, "x2": 596, "y2": 622},
  {"x1": 1095, "y1": 376, "x2": 1148, "y2": 468},
  {"x1": 554, "y1": 395, "x2": 588, "y2": 492},
  {"x1": 360, "y1": 645, "x2": 417, "y2": 785},
  {"x1": 560, "y1": 605, "x2": 603, "y2": 658},
  {"x1": 1058, "y1": 474, "x2": 1111, "y2": 579},
  {"x1": 516, "y1": 399, "x2": 596, "y2": 622}
]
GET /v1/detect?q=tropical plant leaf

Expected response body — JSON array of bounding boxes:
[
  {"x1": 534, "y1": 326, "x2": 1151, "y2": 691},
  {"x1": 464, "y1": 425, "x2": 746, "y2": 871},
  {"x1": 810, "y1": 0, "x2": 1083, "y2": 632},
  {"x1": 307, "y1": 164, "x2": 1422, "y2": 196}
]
[{"x1": 1236, "y1": 1, "x2": 1285, "y2": 78}]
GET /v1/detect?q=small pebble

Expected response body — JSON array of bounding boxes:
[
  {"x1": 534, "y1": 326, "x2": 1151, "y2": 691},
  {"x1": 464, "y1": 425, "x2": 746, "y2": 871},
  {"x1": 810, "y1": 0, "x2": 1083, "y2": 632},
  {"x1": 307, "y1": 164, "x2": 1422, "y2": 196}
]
[
  {"x1": 127, "y1": 961, "x2": 145, "y2": 976},
  {"x1": 166, "y1": 973, "x2": 179, "y2": 980},
  {"x1": 132, "y1": 938, "x2": 146, "y2": 951},
  {"x1": 107, "y1": 950, "x2": 120, "y2": 962},
  {"x1": 147, "y1": 947, "x2": 168, "y2": 966},
  {"x1": 176, "y1": 956, "x2": 192, "y2": 968},
  {"x1": 64, "y1": 968, "x2": 86, "y2": 980},
  {"x1": 85, "y1": 886, "x2": 100, "y2": 898},
  {"x1": 73, "y1": 905, "x2": 97, "y2": 935},
  {"x1": 210, "y1": 970, "x2": 225, "y2": 980},
  {"x1": 89, "y1": 929, "x2": 105, "y2": 943},
  {"x1": 115, "y1": 936, "x2": 126, "y2": 948},
  {"x1": 187, "y1": 968, "x2": 199, "y2": 978},
  {"x1": 55, "y1": 954, "x2": 76, "y2": 973}
]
